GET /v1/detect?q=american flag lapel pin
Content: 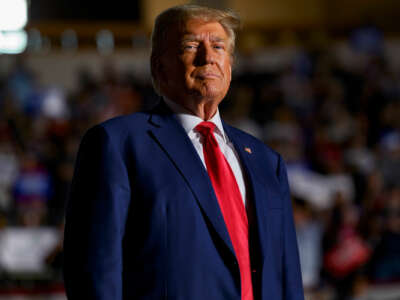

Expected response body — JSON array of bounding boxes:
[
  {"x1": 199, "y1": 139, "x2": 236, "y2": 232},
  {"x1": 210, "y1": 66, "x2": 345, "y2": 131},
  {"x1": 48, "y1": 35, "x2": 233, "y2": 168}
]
[{"x1": 244, "y1": 147, "x2": 252, "y2": 154}]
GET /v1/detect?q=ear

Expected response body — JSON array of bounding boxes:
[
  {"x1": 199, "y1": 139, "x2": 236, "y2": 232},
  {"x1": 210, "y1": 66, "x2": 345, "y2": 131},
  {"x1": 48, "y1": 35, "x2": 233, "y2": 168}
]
[
  {"x1": 151, "y1": 56, "x2": 168, "y2": 95},
  {"x1": 157, "y1": 61, "x2": 166, "y2": 82},
  {"x1": 151, "y1": 56, "x2": 159, "y2": 79},
  {"x1": 227, "y1": 63, "x2": 232, "y2": 82},
  {"x1": 154, "y1": 58, "x2": 167, "y2": 83}
]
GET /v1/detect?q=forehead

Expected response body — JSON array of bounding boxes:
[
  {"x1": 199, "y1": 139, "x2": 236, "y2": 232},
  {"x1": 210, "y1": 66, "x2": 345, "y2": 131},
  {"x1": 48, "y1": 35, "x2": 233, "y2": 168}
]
[{"x1": 171, "y1": 18, "x2": 229, "y2": 42}]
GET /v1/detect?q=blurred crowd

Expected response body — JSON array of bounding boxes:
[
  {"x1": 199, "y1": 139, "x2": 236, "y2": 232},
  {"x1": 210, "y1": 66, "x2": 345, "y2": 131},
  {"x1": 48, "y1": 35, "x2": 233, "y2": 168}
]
[{"x1": 0, "y1": 24, "x2": 399, "y2": 299}]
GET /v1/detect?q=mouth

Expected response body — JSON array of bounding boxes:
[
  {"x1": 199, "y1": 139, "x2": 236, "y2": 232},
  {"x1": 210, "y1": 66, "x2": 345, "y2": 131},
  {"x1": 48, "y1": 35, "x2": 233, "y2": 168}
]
[{"x1": 195, "y1": 72, "x2": 221, "y2": 79}]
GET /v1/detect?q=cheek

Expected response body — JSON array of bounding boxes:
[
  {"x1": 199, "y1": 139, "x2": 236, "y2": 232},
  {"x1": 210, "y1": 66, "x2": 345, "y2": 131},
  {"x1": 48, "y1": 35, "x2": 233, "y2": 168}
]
[
  {"x1": 178, "y1": 60, "x2": 195, "y2": 81},
  {"x1": 169, "y1": 64, "x2": 190, "y2": 88},
  {"x1": 184, "y1": 72, "x2": 195, "y2": 88}
]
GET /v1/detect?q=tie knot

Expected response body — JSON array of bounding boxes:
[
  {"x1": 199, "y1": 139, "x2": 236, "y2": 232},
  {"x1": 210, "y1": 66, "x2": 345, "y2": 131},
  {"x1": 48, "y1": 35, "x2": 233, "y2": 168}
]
[{"x1": 195, "y1": 121, "x2": 216, "y2": 137}]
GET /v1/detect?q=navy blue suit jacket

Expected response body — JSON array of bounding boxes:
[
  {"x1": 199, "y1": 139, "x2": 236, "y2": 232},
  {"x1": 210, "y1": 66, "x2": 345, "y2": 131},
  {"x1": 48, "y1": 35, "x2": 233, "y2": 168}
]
[{"x1": 63, "y1": 101, "x2": 304, "y2": 300}]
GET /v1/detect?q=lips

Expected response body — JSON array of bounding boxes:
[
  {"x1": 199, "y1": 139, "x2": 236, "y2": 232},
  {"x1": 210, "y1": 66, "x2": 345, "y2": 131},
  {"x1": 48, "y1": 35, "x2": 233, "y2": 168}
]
[{"x1": 195, "y1": 72, "x2": 221, "y2": 79}]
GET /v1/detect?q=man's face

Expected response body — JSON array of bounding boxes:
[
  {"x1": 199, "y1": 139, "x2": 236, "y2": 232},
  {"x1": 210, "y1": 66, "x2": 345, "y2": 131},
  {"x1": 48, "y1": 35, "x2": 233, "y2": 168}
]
[{"x1": 157, "y1": 18, "x2": 232, "y2": 109}]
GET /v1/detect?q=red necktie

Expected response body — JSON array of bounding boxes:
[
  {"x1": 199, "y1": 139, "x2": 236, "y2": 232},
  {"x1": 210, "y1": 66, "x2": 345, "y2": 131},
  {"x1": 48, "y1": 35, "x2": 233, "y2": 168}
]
[{"x1": 196, "y1": 121, "x2": 253, "y2": 300}]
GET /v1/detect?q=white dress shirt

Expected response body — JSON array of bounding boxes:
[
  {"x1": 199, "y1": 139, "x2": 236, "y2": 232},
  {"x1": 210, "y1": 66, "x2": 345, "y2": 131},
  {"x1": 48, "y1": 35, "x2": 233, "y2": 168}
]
[{"x1": 164, "y1": 98, "x2": 247, "y2": 206}]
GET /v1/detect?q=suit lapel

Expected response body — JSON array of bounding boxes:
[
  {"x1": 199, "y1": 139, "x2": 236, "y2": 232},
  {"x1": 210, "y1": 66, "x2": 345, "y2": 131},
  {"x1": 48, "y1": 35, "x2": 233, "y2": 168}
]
[
  {"x1": 223, "y1": 123, "x2": 283, "y2": 267},
  {"x1": 148, "y1": 102, "x2": 236, "y2": 257}
]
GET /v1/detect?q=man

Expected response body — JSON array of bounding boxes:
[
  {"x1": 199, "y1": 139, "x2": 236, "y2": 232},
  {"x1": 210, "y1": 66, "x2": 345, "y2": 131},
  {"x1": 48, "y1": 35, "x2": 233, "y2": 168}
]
[{"x1": 63, "y1": 4, "x2": 304, "y2": 300}]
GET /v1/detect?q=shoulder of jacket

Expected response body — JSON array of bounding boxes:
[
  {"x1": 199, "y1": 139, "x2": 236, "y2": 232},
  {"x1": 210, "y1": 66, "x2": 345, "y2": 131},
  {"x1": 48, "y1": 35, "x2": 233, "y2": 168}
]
[
  {"x1": 80, "y1": 112, "x2": 150, "y2": 146},
  {"x1": 224, "y1": 122, "x2": 280, "y2": 160}
]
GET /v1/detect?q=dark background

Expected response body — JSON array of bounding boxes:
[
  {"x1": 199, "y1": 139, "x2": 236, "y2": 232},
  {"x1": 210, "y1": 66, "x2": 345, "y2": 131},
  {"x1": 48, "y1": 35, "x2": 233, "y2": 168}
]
[{"x1": 29, "y1": 0, "x2": 141, "y2": 21}]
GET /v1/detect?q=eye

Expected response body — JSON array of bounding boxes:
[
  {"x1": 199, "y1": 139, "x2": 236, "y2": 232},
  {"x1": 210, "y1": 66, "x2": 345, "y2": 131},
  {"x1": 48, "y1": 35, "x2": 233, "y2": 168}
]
[
  {"x1": 213, "y1": 44, "x2": 225, "y2": 50},
  {"x1": 183, "y1": 43, "x2": 198, "y2": 51}
]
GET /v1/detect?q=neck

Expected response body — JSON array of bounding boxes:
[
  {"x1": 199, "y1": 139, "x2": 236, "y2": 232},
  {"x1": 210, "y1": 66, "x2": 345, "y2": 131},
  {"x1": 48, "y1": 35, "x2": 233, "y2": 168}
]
[
  {"x1": 164, "y1": 94, "x2": 220, "y2": 120},
  {"x1": 186, "y1": 101, "x2": 218, "y2": 120}
]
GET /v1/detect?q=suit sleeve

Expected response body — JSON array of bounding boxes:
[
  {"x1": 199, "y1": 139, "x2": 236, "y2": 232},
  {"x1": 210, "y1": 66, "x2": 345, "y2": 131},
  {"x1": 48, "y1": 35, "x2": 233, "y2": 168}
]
[
  {"x1": 277, "y1": 155, "x2": 305, "y2": 300},
  {"x1": 63, "y1": 125, "x2": 131, "y2": 300}
]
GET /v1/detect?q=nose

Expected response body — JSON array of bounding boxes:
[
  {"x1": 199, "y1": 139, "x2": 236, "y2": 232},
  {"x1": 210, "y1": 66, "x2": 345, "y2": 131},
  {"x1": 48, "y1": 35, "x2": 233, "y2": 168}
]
[{"x1": 195, "y1": 42, "x2": 215, "y2": 66}]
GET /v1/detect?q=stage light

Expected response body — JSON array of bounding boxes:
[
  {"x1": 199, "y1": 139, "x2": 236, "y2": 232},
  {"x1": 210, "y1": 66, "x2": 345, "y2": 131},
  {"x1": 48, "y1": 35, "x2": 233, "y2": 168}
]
[
  {"x1": 0, "y1": 0, "x2": 28, "y2": 30},
  {"x1": 0, "y1": 30, "x2": 27, "y2": 54}
]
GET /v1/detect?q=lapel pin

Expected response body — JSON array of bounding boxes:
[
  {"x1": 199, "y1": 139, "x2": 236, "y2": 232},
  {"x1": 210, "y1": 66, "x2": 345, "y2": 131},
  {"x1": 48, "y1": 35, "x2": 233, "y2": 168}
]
[{"x1": 244, "y1": 147, "x2": 252, "y2": 154}]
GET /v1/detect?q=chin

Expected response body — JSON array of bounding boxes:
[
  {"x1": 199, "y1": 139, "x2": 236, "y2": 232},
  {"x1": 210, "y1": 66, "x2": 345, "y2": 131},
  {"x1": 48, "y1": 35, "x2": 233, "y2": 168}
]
[{"x1": 191, "y1": 83, "x2": 228, "y2": 102}]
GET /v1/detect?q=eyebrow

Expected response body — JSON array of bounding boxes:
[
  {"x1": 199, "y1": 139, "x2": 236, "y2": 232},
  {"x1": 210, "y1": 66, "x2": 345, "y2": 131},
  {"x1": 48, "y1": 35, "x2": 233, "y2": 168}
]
[{"x1": 181, "y1": 34, "x2": 226, "y2": 43}]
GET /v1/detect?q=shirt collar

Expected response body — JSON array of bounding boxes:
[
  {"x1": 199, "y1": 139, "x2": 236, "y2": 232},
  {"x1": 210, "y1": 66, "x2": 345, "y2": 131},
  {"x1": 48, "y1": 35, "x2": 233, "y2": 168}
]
[{"x1": 163, "y1": 97, "x2": 227, "y2": 142}]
